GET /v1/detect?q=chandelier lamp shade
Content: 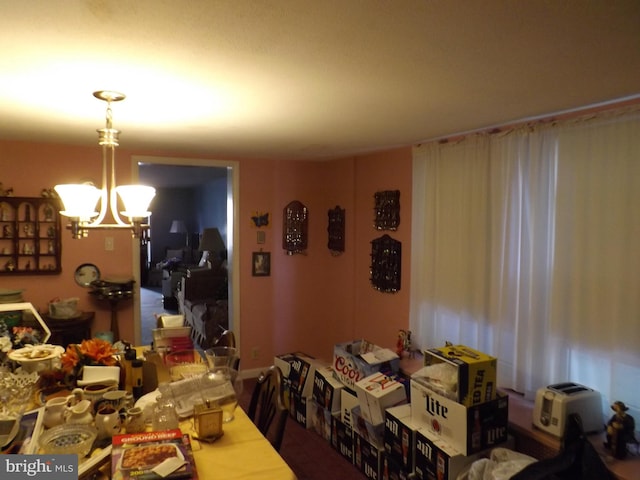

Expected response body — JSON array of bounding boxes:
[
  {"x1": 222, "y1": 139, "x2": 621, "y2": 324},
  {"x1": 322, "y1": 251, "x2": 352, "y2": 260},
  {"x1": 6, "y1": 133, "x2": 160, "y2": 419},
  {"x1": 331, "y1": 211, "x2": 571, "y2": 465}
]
[{"x1": 54, "y1": 91, "x2": 156, "y2": 239}]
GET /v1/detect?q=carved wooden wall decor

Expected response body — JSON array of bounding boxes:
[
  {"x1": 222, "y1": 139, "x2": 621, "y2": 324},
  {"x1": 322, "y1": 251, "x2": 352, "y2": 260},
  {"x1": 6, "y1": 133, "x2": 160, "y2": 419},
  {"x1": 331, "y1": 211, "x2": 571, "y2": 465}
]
[
  {"x1": 373, "y1": 190, "x2": 400, "y2": 231},
  {"x1": 370, "y1": 234, "x2": 401, "y2": 293},
  {"x1": 327, "y1": 205, "x2": 345, "y2": 255},
  {"x1": 282, "y1": 200, "x2": 308, "y2": 255}
]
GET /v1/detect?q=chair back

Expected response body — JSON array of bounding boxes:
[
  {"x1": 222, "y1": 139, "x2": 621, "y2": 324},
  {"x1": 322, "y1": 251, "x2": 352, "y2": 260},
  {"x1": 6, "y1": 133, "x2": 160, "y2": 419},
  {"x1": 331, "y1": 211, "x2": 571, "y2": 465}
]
[
  {"x1": 247, "y1": 365, "x2": 288, "y2": 451},
  {"x1": 213, "y1": 328, "x2": 239, "y2": 370}
]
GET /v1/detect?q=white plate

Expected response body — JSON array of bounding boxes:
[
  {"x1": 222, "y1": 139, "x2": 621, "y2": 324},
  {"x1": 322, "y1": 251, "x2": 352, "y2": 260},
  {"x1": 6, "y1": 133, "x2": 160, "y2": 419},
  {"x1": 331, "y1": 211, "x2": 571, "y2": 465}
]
[{"x1": 8, "y1": 344, "x2": 64, "y2": 363}]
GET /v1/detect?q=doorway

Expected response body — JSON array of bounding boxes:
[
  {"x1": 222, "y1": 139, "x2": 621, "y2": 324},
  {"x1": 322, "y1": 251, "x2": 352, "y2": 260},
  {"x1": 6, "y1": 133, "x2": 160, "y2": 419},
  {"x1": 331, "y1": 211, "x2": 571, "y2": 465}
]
[{"x1": 130, "y1": 155, "x2": 240, "y2": 350}]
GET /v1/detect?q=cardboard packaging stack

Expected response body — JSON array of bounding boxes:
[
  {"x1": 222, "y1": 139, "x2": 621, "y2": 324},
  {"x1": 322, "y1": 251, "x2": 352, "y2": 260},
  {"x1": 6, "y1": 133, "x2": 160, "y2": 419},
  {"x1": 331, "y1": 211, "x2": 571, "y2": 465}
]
[
  {"x1": 408, "y1": 344, "x2": 509, "y2": 479},
  {"x1": 275, "y1": 352, "x2": 324, "y2": 428},
  {"x1": 333, "y1": 339, "x2": 400, "y2": 389}
]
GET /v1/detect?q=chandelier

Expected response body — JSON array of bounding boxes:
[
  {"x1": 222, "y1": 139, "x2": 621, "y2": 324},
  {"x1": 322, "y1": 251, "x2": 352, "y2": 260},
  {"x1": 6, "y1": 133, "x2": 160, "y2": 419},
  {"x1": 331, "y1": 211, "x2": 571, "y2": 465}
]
[{"x1": 55, "y1": 91, "x2": 156, "y2": 239}]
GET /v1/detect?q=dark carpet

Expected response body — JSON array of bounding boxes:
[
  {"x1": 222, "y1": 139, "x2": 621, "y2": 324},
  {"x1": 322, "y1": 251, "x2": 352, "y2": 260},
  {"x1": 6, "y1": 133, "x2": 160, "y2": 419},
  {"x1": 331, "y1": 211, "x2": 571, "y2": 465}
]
[{"x1": 238, "y1": 378, "x2": 366, "y2": 480}]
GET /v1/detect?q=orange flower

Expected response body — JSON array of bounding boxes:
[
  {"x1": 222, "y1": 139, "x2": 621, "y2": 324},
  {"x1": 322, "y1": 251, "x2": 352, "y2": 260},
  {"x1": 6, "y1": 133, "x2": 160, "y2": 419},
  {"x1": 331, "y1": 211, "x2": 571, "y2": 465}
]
[{"x1": 60, "y1": 338, "x2": 117, "y2": 373}]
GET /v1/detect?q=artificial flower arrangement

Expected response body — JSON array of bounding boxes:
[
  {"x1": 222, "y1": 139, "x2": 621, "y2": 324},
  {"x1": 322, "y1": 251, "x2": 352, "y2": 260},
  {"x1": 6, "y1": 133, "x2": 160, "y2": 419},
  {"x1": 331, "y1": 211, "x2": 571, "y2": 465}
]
[{"x1": 59, "y1": 337, "x2": 118, "y2": 385}]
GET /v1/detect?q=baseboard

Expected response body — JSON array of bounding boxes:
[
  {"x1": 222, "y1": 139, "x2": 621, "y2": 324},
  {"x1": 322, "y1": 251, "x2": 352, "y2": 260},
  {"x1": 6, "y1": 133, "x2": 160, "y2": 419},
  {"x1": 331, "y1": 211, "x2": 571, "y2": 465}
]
[{"x1": 239, "y1": 367, "x2": 269, "y2": 380}]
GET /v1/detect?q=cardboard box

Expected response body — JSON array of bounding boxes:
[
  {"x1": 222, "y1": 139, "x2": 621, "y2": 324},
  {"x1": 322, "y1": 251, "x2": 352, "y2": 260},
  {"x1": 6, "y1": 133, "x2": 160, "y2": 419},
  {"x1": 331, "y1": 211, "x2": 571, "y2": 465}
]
[
  {"x1": 333, "y1": 339, "x2": 400, "y2": 389},
  {"x1": 331, "y1": 415, "x2": 354, "y2": 464},
  {"x1": 422, "y1": 344, "x2": 497, "y2": 406},
  {"x1": 355, "y1": 372, "x2": 408, "y2": 425},
  {"x1": 383, "y1": 454, "x2": 413, "y2": 480},
  {"x1": 287, "y1": 389, "x2": 311, "y2": 428},
  {"x1": 414, "y1": 428, "x2": 486, "y2": 480},
  {"x1": 410, "y1": 379, "x2": 509, "y2": 455},
  {"x1": 274, "y1": 352, "x2": 321, "y2": 398},
  {"x1": 352, "y1": 405, "x2": 385, "y2": 449},
  {"x1": 312, "y1": 365, "x2": 344, "y2": 413},
  {"x1": 308, "y1": 399, "x2": 333, "y2": 442},
  {"x1": 384, "y1": 404, "x2": 418, "y2": 473},
  {"x1": 355, "y1": 432, "x2": 384, "y2": 480},
  {"x1": 340, "y1": 387, "x2": 360, "y2": 428}
]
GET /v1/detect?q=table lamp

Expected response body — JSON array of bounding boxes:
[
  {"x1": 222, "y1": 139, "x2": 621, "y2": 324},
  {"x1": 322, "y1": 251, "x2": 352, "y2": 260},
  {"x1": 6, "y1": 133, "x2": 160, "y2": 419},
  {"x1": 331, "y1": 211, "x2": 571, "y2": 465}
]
[
  {"x1": 198, "y1": 227, "x2": 225, "y2": 268},
  {"x1": 169, "y1": 220, "x2": 188, "y2": 246}
]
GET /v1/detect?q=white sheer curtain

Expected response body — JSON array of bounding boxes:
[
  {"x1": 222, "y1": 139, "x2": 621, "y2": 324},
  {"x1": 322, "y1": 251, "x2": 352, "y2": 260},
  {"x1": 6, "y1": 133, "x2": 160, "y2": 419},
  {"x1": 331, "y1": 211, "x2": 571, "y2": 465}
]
[{"x1": 410, "y1": 108, "x2": 640, "y2": 422}]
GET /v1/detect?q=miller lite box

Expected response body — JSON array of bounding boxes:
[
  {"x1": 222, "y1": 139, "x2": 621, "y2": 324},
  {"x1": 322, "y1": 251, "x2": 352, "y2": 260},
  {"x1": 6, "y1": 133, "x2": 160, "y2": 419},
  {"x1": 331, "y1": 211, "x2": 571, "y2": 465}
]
[
  {"x1": 423, "y1": 344, "x2": 497, "y2": 407},
  {"x1": 341, "y1": 387, "x2": 360, "y2": 428},
  {"x1": 274, "y1": 352, "x2": 322, "y2": 398},
  {"x1": 383, "y1": 453, "x2": 413, "y2": 480},
  {"x1": 384, "y1": 404, "x2": 418, "y2": 473},
  {"x1": 333, "y1": 339, "x2": 400, "y2": 389},
  {"x1": 355, "y1": 372, "x2": 408, "y2": 425},
  {"x1": 312, "y1": 365, "x2": 344, "y2": 413},
  {"x1": 287, "y1": 389, "x2": 312, "y2": 428},
  {"x1": 355, "y1": 431, "x2": 385, "y2": 480},
  {"x1": 309, "y1": 398, "x2": 333, "y2": 442},
  {"x1": 414, "y1": 428, "x2": 486, "y2": 480},
  {"x1": 410, "y1": 378, "x2": 509, "y2": 455},
  {"x1": 352, "y1": 405, "x2": 385, "y2": 449},
  {"x1": 331, "y1": 414, "x2": 355, "y2": 464}
]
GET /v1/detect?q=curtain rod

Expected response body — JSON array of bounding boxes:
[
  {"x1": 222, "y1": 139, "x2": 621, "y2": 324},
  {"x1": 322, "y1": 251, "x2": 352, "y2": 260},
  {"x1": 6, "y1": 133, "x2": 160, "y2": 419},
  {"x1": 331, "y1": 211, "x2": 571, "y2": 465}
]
[{"x1": 417, "y1": 94, "x2": 640, "y2": 146}]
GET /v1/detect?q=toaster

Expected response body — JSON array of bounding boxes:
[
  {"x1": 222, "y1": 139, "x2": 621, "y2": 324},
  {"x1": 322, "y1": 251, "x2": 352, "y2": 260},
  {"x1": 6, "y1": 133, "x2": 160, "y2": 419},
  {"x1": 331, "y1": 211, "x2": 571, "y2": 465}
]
[{"x1": 533, "y1": 382, "x2": 603, "y2": 437}]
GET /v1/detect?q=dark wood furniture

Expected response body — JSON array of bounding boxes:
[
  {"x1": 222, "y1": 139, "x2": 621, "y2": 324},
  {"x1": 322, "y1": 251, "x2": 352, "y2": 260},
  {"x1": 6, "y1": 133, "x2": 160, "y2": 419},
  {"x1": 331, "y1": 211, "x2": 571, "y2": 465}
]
[
  {"x1": 42, "y1": 311, "x2": 95, "y2": 347},
  {"x1": 0, "y1": 196, "x2": 61, "y2": 274},
  {"x1": 247, "y1": 365, "x2": 289, "y2": 452}
]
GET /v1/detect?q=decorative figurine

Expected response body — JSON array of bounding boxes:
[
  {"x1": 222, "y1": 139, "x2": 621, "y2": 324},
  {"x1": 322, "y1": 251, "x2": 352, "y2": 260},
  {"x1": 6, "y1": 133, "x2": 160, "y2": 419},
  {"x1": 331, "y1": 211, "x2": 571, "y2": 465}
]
[
  {"x1": 604, "y1": 401, "x2": 636, "y2": 459},
  {"x1": 396, "y1": 329, "x2": 414, "y2": 357}
]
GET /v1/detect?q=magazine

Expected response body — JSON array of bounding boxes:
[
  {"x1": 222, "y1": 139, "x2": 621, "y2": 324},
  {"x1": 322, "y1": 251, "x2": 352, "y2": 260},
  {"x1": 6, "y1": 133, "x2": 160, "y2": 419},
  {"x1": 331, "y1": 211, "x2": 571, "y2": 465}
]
[
  {"x1": 1, "y1": 407, "x2": 44, "y2": 454},
  {"x1": 111, "y1": 429, "x2": 198, "y2": 480}
]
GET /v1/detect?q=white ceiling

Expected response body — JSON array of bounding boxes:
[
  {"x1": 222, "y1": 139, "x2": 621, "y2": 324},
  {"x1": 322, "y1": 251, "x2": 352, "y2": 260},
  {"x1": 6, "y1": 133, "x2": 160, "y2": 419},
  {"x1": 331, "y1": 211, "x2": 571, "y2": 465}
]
[{"x1": 1, "y1": 1, "x2": 639, "y2": 161}]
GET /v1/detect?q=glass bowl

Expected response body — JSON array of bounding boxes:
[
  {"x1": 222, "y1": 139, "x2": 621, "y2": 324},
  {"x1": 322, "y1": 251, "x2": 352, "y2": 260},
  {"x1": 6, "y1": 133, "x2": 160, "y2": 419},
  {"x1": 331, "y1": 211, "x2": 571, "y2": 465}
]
[
  {"x1": 164, "y1": 349, "x2": 207, "y2": 381},
  {"x1": 38, "y1": 424, "x2": 97, "y2": 457}
]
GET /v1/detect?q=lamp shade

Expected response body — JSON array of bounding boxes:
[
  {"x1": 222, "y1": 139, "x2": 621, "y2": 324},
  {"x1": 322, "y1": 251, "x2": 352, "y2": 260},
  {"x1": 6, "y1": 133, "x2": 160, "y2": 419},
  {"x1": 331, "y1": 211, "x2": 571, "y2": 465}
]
[
  {"x1": 55, "y1": 184, "x2": 101, "y2": 220},
  {"x1": 116, "y1": 185, "x2": 156, "y2": 218},
  {"x1": 199, "y1": 227, "x2": 225, "y2": 253},
  {"x1": 169, "y1": 220, "x2": 187, "y2": 234}
]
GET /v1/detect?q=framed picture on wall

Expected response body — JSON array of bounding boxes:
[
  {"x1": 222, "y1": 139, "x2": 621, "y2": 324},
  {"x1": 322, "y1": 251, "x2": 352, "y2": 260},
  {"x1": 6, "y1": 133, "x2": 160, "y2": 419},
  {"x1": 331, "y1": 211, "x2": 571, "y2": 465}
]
[{"x1": 252, "y1": 252, "x2": 271, "y2": 277}]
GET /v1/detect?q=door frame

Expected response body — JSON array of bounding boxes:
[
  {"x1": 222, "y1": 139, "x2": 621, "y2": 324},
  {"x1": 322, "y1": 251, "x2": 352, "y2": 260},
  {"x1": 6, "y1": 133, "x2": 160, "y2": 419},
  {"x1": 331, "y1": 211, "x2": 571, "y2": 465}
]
[{"x1": 129, "y1": 155, "x2": 241, "y2": 351}]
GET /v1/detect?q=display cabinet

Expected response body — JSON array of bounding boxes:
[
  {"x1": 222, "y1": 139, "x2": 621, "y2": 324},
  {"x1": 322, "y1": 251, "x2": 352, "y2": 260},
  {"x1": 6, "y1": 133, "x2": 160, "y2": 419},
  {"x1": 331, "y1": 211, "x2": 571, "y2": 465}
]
[{"x1": 0, "y1": 196, "x2": 62, "y2": 275}]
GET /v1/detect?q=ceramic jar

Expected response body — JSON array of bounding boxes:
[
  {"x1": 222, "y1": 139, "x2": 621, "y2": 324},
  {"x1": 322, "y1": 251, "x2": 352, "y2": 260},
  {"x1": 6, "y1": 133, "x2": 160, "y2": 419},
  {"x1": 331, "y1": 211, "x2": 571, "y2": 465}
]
[
  {"x1": 43, "y1": 396, "x2": 69, "y2": 429},
  {"x1": 125, "y1": 406, "x2": 146, "y2": 433},
  {"x1": 95, "y1": 405, "x2": 122, "y2": 439},
  {"x1": 65, "y1": 399, "x2": 94, "y2": 425}
]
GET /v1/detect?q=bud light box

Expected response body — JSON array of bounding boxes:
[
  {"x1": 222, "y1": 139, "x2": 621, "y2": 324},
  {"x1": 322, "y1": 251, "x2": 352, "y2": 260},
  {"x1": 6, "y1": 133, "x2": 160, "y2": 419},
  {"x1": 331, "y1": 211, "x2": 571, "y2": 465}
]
[
  {"x1": 312, "y1": 365, "x2": 344, "y2": 413},
  {"x1": 384, "y1": 404, "x2": 418, "y2": 473},
  {"x1": 423, "y1": 344, "x2": 497, "y2": 407},
  {"x1": 274, "y1": 352, "x2": 323, "y2": 398},
  {"x1": 410, "y1": 378, "x2": 509, "y2": 456},
  {"x1": 354, "y1": 372, "x2": 408, "y2": 426},
  {"x1": 414, "y1": 428, "x2": 486, "y2": 480},
  {"x1": 333, "y1": 339, "x2": 400, "y2": 389}
]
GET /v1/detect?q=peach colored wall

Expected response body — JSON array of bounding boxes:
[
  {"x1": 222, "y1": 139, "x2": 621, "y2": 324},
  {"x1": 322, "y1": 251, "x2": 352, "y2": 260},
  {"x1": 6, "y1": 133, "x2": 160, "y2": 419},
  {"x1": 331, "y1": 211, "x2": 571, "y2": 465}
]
[
  {"x1": 0, "y1": 140, "x2": 135, "y2": 338},
  {"x1": 1, "y1": 139, "x2": 413, "y2": 367}
]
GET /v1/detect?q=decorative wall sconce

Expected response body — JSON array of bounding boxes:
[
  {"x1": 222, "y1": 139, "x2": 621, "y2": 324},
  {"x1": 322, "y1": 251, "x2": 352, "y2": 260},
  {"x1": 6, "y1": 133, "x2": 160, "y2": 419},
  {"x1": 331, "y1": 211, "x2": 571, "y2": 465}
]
[
  {"x1": 370, "y1": 234, "x2": 401, "y2": 293},
  {"x1": 327, "y1": 205, "x2": 345, "y2": 255},
  {"x1": 374, "y1": 190, "x2": 400, "y2": 231},
  {"x1": 282, "y1": 200, "x2": 308, "y2": 255}
]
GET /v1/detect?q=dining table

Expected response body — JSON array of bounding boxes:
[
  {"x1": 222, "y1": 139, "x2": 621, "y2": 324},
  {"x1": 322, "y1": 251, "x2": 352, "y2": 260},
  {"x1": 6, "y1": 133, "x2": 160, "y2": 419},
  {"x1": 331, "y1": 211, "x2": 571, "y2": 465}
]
[{"x1": 185, "y1": 408, "x2": 297, "y2": 480}]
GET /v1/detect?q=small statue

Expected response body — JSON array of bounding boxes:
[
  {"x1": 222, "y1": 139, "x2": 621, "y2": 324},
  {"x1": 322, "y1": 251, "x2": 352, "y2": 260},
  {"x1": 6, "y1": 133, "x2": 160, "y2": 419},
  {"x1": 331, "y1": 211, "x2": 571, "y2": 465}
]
[
  {"x1": 396, "y1": 329, "x2": 414, "y2": 357},
  {"x1": 396, "y1": 330, "x2": 407, "y2": 356},
  {"x1": 604, "y1": 401, "x2": 636, "y2": 459}
]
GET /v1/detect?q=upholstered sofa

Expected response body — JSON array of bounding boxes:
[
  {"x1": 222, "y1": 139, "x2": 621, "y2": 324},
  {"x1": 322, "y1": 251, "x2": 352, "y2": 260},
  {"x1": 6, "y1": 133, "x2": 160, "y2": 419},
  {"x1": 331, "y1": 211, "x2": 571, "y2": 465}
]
[{"x1": 176, "y1": 266, "x2": 228, "y2": 348}]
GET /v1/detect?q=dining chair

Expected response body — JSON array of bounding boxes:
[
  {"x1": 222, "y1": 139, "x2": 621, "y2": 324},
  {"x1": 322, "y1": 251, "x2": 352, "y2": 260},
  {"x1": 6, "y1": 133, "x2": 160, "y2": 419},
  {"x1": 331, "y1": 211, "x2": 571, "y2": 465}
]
[
  {"x1": 247, "y1": 365, "x2": 288, "y2": 452},
  {"x1": 213, "y1": 327, "x2": 240, "y2": 370}
]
